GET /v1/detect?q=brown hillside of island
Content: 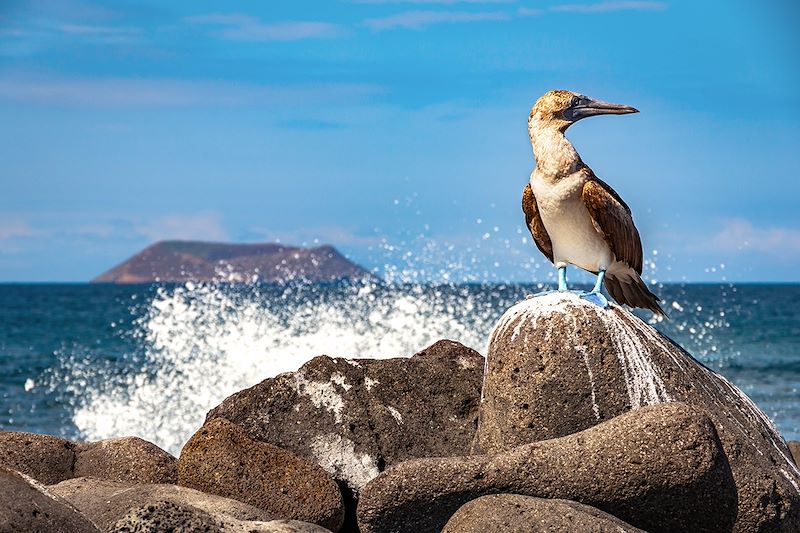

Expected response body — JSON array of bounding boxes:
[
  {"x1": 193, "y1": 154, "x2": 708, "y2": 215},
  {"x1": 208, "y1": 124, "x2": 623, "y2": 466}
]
[{"x1": 92, "y1": 241, "x2": 374, "y2": 284}]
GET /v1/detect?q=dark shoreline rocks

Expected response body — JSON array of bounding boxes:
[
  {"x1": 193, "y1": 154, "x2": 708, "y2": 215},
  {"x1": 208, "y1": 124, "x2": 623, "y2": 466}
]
[
  {"x1": 357, "y1": 402, "x2": 737, "y2": 533},
  {"x1": 3, "y1": 297, "x2": 799, "y2": 531},
  {"x1": 0, "y1": 431, "x2": 75, "y2": 485},
  {"x1": 0, "y1": 465, "x2": 100, "y2": 532},
  {"x1": 73, "y1": 436, "x2": 178, "y2": 484},
  {"x1": 204, "y1": 339, "x2": 484, "y2": 529},
  {"x1": 0, "y1": 431, "x2": 177, "y2": 486},
  {"x1": 442, "y1": 495, "x2": 647, "y2": 533},
  {"x1": 178, "y1": 418, "x2": 344, "y2": 531},
  {"x1": 477, "y1": 292, "x2": 800, "y2": 532},
  {"x1": 51, "y1": 477, "x2": 274, "y2": 530}
]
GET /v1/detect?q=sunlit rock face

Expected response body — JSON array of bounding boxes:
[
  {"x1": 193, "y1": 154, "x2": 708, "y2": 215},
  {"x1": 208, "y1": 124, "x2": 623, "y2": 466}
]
[{"x1": 477, "y1": 292, "x2": 800, "y2": 533}]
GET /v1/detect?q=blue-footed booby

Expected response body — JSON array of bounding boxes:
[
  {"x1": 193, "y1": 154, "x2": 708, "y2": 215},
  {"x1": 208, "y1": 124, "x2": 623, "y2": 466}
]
[{"x1": 523, "y1": 90, "x2": 666, "y2": 317}]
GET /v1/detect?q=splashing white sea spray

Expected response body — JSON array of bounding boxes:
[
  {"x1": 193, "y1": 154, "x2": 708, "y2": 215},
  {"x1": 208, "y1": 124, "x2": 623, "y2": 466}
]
[{"x1": 69, "y1": 282, "x2": 499, "y2": 455}]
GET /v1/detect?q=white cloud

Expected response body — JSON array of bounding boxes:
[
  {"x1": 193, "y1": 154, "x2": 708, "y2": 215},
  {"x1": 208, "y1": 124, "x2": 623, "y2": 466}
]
[
  {"x1": 185, "y1": 13, "x2": 345, "y2": 41},
  {"x1": 0, "y1": 75, "x2": 382, "y2": 108},
  {"x1": 550, "y1": 1, "x2": 667, "y2": 13},
  {"x1": 711, "y1": 218, "x2": 800, "y2": 254},
  {"x1": 135, "y1": 213, "x2": 229, "y2": 243},
  {"x1": 0, "y1": 221, "x2": 43, "y2": 241},
  {"x1": 364, "y1": 10, "x2": 509, "y2": 30},
  {"x1": 57, "y1": 23, "x2": 140, "y2": 36},
  {"x1": 518, "y1": 7, "x2": 544, "y2": 16}
]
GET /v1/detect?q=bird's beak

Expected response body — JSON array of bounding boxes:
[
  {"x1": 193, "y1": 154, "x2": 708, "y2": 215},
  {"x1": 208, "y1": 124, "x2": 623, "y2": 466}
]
[{"x1": 568, "y1": 99, "x2": 639, "y2": 121}]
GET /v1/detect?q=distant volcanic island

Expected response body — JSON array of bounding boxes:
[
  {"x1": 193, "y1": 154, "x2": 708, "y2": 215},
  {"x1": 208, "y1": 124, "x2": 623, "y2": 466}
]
[{"x1": 92, "y1": 240, "x2": 374, "y2": 284}]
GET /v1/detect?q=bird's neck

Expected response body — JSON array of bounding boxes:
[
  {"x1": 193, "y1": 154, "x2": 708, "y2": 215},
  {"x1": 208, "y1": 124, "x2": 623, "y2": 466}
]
[{"x1": 529, "y1": 119, "x2": 582, "y2": 179}]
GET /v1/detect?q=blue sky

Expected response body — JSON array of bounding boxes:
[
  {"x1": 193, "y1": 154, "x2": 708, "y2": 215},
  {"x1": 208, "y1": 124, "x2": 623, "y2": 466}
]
[{"x1": 1, "y1": 0, "x2": 798, "y2": 282}]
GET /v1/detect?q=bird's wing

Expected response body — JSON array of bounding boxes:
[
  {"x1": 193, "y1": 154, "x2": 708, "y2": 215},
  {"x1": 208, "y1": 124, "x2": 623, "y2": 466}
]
[
  {"x1": 582, "y1": 175, "x2": 643, "y2": 273},
  {"x1": 522, "y1": 183, "x2": 554, "y2": 263}
]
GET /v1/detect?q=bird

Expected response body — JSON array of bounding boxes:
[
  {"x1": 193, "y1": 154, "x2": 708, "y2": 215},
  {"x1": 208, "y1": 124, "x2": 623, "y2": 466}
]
[{"x1": 523, "y1": 89, "x2": 666, "y2": 317}]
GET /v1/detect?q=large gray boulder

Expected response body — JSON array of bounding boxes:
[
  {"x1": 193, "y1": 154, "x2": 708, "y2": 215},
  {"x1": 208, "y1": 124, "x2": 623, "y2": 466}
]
[
  {"x1": 205, "y1": 340, "x2": 483, "y2": 494},
  {"x1": 0, "y1": 465, "x2": 99, "y2": 533},
  {"x1": 442, "y1": 495, "x2": 646, "y2": 533},
  {"x1": 357, "y1": 402, "x2": 737, "y2": 533},
  {"x1": 50, "y1": 477, "x2": 274, "y2": 531},
  {"x1": 178, "y1": 418, "x2": 344, "y2": 531},
  {"x1": 478, "y1": 292, "x2": 800, "y2": 532}
]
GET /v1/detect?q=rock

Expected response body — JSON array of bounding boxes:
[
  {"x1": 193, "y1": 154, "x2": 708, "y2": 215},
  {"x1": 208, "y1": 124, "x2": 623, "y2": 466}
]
[
  {"x1": 109, "y1": 500, "x2": 331, "y2": 533},
  {"x1": 0, "y1": 431, "x2": 177, "y2": 487},
  {"x1": 477, "y1": 292, "x2": 800, "y2": 531},
  {"x1": 0, "y1": 431, "x2": 75, "y2": 484},
  {"x1": 442, "y1": 495, "x2": 646, "y2": 533},
  {"x1": 0, "y1": 465, "x2": 99, "y2": 532},
  {"x1": 178, "y1": 418, "x2": 344, "y2": 532},
  {"x1": 50, "y1": 477, "x2": 274, "y2": 531},
  {"x1": 357, "y1": 402, "x2": 737, "y2": 533},
  {"x1": 74, "y1": 436, "x2": 177, "y2": 484},
  {"x1": 789, "y1": 441, "x2": 800, "y2": 466},
  {"x1": 205, "y1": 339, "x2": 483, "y2": 497}
]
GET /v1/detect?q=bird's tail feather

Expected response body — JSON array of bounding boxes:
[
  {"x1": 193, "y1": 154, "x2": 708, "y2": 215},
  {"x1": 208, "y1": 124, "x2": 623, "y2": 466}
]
[{"x1": 604, "y1": 270, "x2": 667, "y2": 318}]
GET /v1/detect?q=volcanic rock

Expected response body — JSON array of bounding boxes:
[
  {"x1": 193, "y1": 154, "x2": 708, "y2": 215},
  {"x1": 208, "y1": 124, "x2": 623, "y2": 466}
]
[
  {"x1": 0, "y1": 465, "x2": 99, "y2": 533},
  {"x1": 205, "y1": 339, "x2": 483, "y2": 495},
  {"x1": 789, "y1": 441, "x2": 800, "y2": 466},
  {"x1": 74, "y1": 436, "x2": 177, "y2": 484},
  {"x1": 178, "y1": 418, "x2": 344, "y2": 531},
  {"x1": 357, "y1": 402, "x2": 736, "y2": 533},
  {"x1": 0, "y1": 431, "x2": 75, "y2": 484},
  {"x1": 477, "y1": 292, "x2": 800, "y2": 531},
  {"x1": 442, "y1": 495, "x2": 646, "y2": 533},
  {"x1": 50, "y1": 477, "x2": 274, "y2": 531},
  {"x1": 109, "y1": 500, "x2": 331, "y2": 533}
]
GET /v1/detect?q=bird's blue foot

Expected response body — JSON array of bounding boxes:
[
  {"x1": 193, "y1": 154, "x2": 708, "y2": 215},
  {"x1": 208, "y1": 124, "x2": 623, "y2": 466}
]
[{"x1": 580, "y1": 291, "x2": 609, "y2": 309}]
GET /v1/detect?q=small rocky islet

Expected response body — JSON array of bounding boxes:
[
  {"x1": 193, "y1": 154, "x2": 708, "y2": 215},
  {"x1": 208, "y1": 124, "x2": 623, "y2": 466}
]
[{"x1": 2, "y1": 292, "x2": 800, "y2": 532}]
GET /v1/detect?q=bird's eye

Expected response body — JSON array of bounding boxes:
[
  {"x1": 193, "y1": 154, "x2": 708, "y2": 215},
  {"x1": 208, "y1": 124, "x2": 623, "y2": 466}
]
[{"x1": 571, "y1": 96, "x2": 581, "y2": 107}]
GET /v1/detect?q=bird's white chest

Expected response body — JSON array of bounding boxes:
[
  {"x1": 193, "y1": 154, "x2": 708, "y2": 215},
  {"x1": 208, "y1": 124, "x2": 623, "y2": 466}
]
[{"x1": 530, "y1": 171, "x2": 613, "y2": 271}]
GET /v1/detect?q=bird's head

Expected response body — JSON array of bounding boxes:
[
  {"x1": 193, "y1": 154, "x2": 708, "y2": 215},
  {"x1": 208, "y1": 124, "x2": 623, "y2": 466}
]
[{"x1": 528, "y1": 90, "x2": 638, "y2": 133}]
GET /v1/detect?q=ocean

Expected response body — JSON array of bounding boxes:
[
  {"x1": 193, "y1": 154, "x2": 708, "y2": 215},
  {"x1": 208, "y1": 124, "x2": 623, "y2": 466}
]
[{"x1": 1, "y1": 282, "x2": 798, "y2": 456}]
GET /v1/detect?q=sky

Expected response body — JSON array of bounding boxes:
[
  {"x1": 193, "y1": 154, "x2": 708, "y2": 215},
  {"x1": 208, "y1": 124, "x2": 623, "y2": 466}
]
[{"x1": 0, "y1": 0, "x2": 798, "y2": 283}]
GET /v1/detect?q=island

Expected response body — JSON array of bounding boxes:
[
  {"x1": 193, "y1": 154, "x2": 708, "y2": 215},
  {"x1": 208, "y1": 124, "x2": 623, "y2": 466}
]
[{"x1": 91, "y1": 240, "x2": 374, "y2": 284}]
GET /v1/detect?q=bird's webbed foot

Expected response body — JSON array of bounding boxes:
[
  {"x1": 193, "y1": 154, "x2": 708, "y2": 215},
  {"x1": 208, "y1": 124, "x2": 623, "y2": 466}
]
[{"x1": 580, "y1": 291, "x2": 609, "y2": 309}]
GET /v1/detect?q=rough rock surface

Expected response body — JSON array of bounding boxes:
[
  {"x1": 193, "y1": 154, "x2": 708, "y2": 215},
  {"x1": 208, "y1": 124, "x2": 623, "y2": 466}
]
[
  {"x1": 477, "y1": 292, "x2": 800, "y2": 532},
  {"x1": 789, "y1": 441, "x2": 800, "y2": 466},
  {"x1": 442, "y1": 495, "x2": 646, "y2": 533},
  {"x1": 0, "y1": 465, "x2": 99, "y2": 532},
  {"x1": 0, "y1": 431, "x2": 75, "y2": 484},
  {"x1": 74, "y1": 437, "x2": 177, "y2": 484},
  {"x1": 0, "y1": 431, "x2": 177, "y2": 486},
  {"x1": 357, "y1": 403, "x2": 736, "y2": 533},
  {"x1": 109, "y1": 500, "x2": 331, "y2": 533},
  {"x1": 179, "y1": 418, "x2": 344, "y2": 531},
  {"x1": 206, "y1": 339, "x2": 483, "y2": 496},
  {"x1": 50, "y1": 477, "x2": 274, "y2": 531}
]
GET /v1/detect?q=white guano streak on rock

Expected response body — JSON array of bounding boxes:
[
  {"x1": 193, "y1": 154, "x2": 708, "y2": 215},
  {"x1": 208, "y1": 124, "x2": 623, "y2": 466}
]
[
  {"x1": 597, "y1": 307, "x2": 670, "y2": 408},
  {"x1": 310, "y1": 434, "x2": 380, "y2": 493},
  {"x1": 291, "y1": 372, "x2": 345, "y2": 424},
  {"x1": 386, "y1": 406, "x2": 403, "y2": 424},
  {"x1": 575, "y1": 344, "x2": 600, "y2": 420},
  {"x1": 364, "y1": 376, "x2": 379, "y2": 391},
  {"x1": 330, "y1": 372, "x2": 352, "y2": 391}
]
